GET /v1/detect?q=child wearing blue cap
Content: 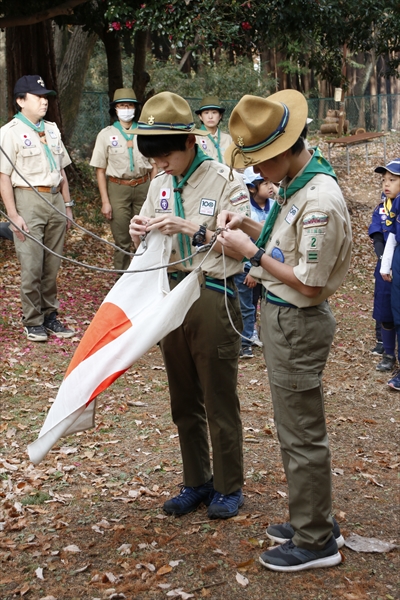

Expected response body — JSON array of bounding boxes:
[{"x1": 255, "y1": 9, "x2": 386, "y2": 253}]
[{"x1": 379, "y1": 159, "x2": 400, "y2": 389}]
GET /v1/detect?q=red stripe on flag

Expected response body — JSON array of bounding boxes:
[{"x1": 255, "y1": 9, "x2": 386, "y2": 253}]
[
  {"x1": 65, "y1": 302, "x2": 132, "y2": 378},
  {"x1": 86, "y1": 369, "x2": 128, "y2": 406}
]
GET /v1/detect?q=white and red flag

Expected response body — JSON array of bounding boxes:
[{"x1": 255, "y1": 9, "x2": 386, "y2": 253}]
[{"x1": 27, "y1": 231, "x2": 201, "y2": 465}]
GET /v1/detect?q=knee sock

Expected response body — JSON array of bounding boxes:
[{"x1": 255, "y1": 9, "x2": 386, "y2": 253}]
[{"x1": 381, "y1": 326, "x2": 396, "y2": 357}]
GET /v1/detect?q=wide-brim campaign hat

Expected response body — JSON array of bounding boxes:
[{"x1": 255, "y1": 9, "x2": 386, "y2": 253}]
[
  {"x1": 374, "y1": 159, "x2": 400, "y2": 176},
  {"x1": 111, "y1": 88, "x2": 140, "y2": 105},
  {"x1": 14, "y1": 75, "x2": 56, "y2": 96},
  {"x1": 225, "y1": 90, "x2": 308, "y2": 169},
  {"x1": 195, "y1": 96, "x2": 226, "y2": 114},
  {"x1": 135, "y1": 91, "x2": 204, "y2": 135}
]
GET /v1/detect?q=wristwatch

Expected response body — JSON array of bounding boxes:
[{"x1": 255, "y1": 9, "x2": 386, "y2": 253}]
[
  {"x1": 249, "y1": 248, "x2": 265, "y2": 267},
  {"x1": 192, "y1": 224, "x2": 207, "y2": 247},
  {"x1": 64, "y1": 200, "x2": 75, "y2": 208}
]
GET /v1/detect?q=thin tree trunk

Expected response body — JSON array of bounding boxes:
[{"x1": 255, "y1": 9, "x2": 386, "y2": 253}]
[
  {"x1": 57, "y1": 26, "x2": 97, "y2": 143},
  {"x1": 132, "y1": 29, "x2": 150, "y2": 103},
  {"x1": 98, "y1": 29, "x2": 123, "y2": 103}
]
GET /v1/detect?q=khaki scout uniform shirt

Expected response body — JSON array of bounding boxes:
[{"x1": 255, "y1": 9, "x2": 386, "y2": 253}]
[
  {"x1": 195, "y1": 130, "x2": 232, "y2": 164},
  {"x1": 260, "y1": 170, "x2": 352, "y2": 308},
  {"x1": 0, "y1": 118, "x2": 71, "y2": 187},
  {"x1": 140, "y1": 160, "x2": 250, "y2": 279},
  {"x1": 90, "y1": 124, "x2": 153, "y2": 179}
]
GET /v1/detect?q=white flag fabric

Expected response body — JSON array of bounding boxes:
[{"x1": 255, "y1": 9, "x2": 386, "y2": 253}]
[{"x1": 28, "y1": 230, "x2": 201, "y2": 465}]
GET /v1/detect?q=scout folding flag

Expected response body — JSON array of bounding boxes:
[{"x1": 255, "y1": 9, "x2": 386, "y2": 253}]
[{"x1": 28, "y1": 230, "x2": 201, "y2": 465}]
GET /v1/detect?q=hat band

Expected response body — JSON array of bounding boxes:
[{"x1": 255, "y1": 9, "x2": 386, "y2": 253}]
[
  {"x1": 137, "y1": 121, "x2": 196, "y2": 132},
  {"x1": 235, "y1": 103, "x2": 289, "y2": 152}
]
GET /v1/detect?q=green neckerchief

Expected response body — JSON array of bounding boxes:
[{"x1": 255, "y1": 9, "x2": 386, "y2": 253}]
[
  {"x1": 200, "y1": 124, "x2": 223, "y2": 163},
  {"x1": 114, "y1": 120, "x2": 137, "y2": 172},
  {"x1": 172, "y1": 145, "x2": 212, "y2": 266},
  {"x1": 256, "y1": 147, "x2": 337, "y2": 249},
  {"x1": 14, "y1": 112, "x2": 57, "y2": 172}
]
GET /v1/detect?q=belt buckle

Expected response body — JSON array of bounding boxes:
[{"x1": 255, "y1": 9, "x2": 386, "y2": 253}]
[
  {"x1": 129, "y1": 178, "x2": 138, "y2": 187},
  {"x1": 50, "y1": 186, "x2": 58, "y2": 194}
]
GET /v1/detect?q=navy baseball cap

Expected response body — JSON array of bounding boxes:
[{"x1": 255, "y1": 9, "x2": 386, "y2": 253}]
[
  {"x1": 14, "y1": 75, "x2": 56, "y2": 96},
  {"x1": 374, "y1": 159, "x2": 400, "y2": 176}
]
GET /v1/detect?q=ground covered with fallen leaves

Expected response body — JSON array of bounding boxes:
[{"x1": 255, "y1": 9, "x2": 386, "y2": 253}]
[{"x1": 1, "y1": 135, "x2": 399, "y2": 600}]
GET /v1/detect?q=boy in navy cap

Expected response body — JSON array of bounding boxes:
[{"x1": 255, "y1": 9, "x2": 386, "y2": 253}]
[
  {"x1": 379, "y1": 159, "x2": 400, "y2": 389},
  {"x1": 0, "y1": 75, "x2": 74, "y2": 341}
]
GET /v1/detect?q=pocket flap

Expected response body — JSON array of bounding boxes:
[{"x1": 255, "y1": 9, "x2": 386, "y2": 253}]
[{"x1": 272, "y1": 371, "x2": 320, "y2": 392}]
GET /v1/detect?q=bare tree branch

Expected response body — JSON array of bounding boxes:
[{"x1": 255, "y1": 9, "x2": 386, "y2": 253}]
[{"x1": 0, "y1": 0, "x2": 89, "y2": 29}]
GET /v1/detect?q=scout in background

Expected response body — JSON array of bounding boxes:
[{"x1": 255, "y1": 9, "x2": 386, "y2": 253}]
[
  {"x1": 90, "y1": 88, "x2": 157, "y2": 272},
  {"x1": 0, "y1": 75, "x2": 74, "y2": 342},
  {"x1": 368, "y1": 163, "x2": 397, "y2": 373},
  {"x1": 195, "y1": 96, "x2": 232, "y2": 164},
  {"x1": 379, "y1": 159, "x2": 400, "y2": 390},
  {"x1": 129, "y1": 92, "x2": 249, "y2": 520}
]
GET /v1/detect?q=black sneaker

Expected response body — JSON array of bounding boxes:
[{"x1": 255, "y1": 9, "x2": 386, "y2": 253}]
[
  {"x1": 24, "y1": 325, "x2": 48, "y2": 342},
  {"x1": 163, "y1": 479, "x2": 214, "y2": 516},
  {"x1": 376, "y1": 353, "x2": 396, "y2": 372},
  {"x1": 207, "y1": 489, "x2": 244, "y2": 519},
  {"x1": 44, "y1": 312, "x2": 74, "y2": 339},
  {"x1": 239, "y1": 346, "x2": 254, "y2": 359},
  {"x1": 266, "y1": 517, "x2": 344, "y2": 548},
  {"x1": 259, "y1": 536, "x2": 342, "y2": 572},
  {"x1": 370, "y1": 341, "x2": 384, "y2": 355}
]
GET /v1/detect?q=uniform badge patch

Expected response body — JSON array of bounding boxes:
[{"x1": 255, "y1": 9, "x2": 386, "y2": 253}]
[
  {"x1": 307, "y1": 251, "x2": 319, "y2": 262},
  {"x1": 271, "y1": 247, "x2": 285, "y2": 263},
  {"x1": 200, "y1": 138, "x2": 208, "y2": 150},
  {"x1": 199, "y1": 198, "x2": 216, "y2": 216},
  {"x1": 285, "y1": 204, "x2": 299, "y2": 224},
  {"x1": 110, "y1": 135, "x2": 119, "y2": 147},
  {"x1": 48, "y1": 130, "x2": 57, "y2": 139},
  {"x1": 230, "y1": 191, "x2": 248, "y2": 206},
  {"x1": 303, "y1": 212, "x2": 329, "y2": 229},
  {"x1": 21, "y1": 133, "x2": 32, "y2": 146}
]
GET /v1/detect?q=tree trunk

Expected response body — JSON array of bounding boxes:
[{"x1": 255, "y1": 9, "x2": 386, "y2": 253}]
[
  {"x1": 5, "y1": 20, "x2": 63, "y2": 133},
  {"x1": 98, "y1": 28, "x2": 123, "y2": 103},
  {"x1": 57, "y1": 26, "x2": 97, "y2": 143},
  {"x1": 132, "y1": 29, "x2": 150, "y2": 103}
]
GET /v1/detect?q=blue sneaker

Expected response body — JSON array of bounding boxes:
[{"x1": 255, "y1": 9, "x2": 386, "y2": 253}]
[
  {"x1": 259, "y1": 536, "x2": 342, "y2": 572},
  {"x1": 388, "y1": 369, "x2": 400, "y2": 390},
  {"x1": 207, "y1": 489, "x2": 244, "y2": 519},
  {"x1": 163, "y1": 479, "x2": 214, "y2": 515},
  {"x1": 266, "y1": 517, "x2": 344, "y2": 549}
]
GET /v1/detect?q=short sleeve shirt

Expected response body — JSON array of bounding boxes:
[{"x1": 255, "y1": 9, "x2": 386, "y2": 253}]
[
  {"x1": 140, "y1": 160, "x2": 250, "y2": 279},
  {"x1": 195, "y1": 130, "x2": 232, "y2": 164},
  {"x1": 0, "y1": 118, "x2": 71, "y2": 187},
  {"x1": 261, "y1": 172, "x2": 352, "y2": 307},
  {"x1": 90, "y1": 124, "x2": 153, "y2": 179}
]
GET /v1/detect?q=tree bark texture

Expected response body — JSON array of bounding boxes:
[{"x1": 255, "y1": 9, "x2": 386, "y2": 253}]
[
  {"x1": 57, "y1": 26, "x2": 97, "y2": 143},
  {"x1": 98, "y1": 29, "x2": 123, "y2": 104},
  {"x1": 132, "y1": 29, "x2": 150, "y2": 103}
]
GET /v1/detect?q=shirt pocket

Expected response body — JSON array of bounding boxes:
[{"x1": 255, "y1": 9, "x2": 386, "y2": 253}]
[
  {"x1": 50, "y1": 146, "x2": 65, "y2": 169},
  {"x1": 270, "y1": 232, "x2": 296, "y2": 265},
  {"x1": 19, "y1": 146, "x2": 42, "y2": 174},
  {"x1": 107, "y1": 145, "x2": 129, "y2": 170}
]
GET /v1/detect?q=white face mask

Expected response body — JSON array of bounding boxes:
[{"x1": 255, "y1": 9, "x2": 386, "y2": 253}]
[{"x1": 116, "y1": 107, "x2": 135, "y2": 122}]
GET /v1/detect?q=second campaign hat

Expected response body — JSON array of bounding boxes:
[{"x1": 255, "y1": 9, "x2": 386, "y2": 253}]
[
  {"x1": 225, "y1": 90, "x2": 308, "y2": 169},
  {"x1": 136, "y1": 92, "x2": 204, "y2": 135},
  {"x1": 374, "y1": 159, "x2": 400, "y2": 176},
  {"x1": 195, "y1": 96, "x2": 226, "y2": 114},
  {"x1": 14, "y1": 75, "x2": 56, "y2": 96},
  {"x1": 110, "y1": 88, "x2": 140, "y2": 105}
]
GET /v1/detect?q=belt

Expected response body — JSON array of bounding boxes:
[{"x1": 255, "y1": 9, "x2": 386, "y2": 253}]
[
  {"x1": 109, "y1": 174, "x2": 149, "y2": 187},
  {"x1": 169, "y1": 272, "x2": 236, "y2": 298},
  {"x1": 262, "y1": 288, "x2": 297, "y2": 309},
  {"x1": 15, "y1": 185, "x2": 61, "y2": 194}
]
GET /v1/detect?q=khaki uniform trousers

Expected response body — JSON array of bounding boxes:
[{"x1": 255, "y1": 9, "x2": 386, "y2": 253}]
[
  {"x1": 107, "y1": 179, "x2": 150, "y2": 271},
  {"x1": 261, "y1": 299, "x2": 336, "y2": 549},
  {"x1": 13, "y1": 188, "x2": 66, "y2": 326},
  {"x1": 160, "y1": 280, "x2": 244, "y2": 495}
]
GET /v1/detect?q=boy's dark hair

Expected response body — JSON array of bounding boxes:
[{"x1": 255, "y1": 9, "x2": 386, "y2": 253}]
[
  {"x1": 198, "y1": 111, "x2": 223, "y2": 124},
  {"x1": 109, "y1": 104, "x2": 141, "y2": 123},
  {"x1": 14, "y1": 94, "x2": 26, "y2": 112},
  {"x1": 137, "y1": 134, "x2": 189, "y2": 158},
  {"x1": 290, "y1": 124, "x2": 308, "y2": 155}
]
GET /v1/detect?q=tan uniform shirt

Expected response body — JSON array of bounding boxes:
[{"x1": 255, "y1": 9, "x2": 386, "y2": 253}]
[
  {"x1": 140, "y1": 160, "x2": 250, "y2": 279},
  {"x1": 195, "y1": 130, "x2": 232, "y2": 164},
  {"x1": 90, "y1": 124, "x2": 153, "y2": 179},
  {"x1": 0, "y1": 118, "x2": 71, "y2": 187},
  {"x1": 261, "y1": 170, "x2": 352, "y2": 307}
]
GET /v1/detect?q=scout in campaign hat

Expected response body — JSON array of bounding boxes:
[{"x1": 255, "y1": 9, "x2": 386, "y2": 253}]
[
  {"x1": 14, "y1": 75, "x2": 56, "y2": 97},
  {"x1": 110, "y1": 88, "x2": 140, "y2": 106},
  {"x1": 225, "y1": 90, "x2": 308, "y2": 169},
  {"x1": 195, "y1": 96, "x2": 226, "y2": 115},
  {"x1": 135, "y1": 92, "x2": 204, "y2": 136}
]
